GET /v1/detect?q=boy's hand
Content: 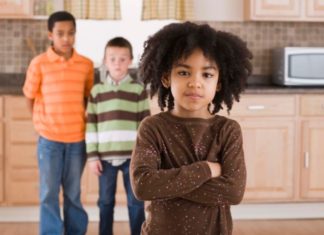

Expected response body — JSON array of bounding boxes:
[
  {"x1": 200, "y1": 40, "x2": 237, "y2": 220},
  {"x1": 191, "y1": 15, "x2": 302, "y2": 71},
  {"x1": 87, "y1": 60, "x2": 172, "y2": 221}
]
[
  {"x1": 88, "y1": 160, "x2": 103, "y2": 176},
  {"x1": 206, "y1": 161, "x2": 221, "y2": 178}
]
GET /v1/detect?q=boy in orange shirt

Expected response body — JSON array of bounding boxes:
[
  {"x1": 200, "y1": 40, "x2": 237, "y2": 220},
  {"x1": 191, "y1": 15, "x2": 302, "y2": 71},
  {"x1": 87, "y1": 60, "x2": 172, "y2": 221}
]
[{"x1": 23, "y1": 11, "x2": 94, "y2": 235}]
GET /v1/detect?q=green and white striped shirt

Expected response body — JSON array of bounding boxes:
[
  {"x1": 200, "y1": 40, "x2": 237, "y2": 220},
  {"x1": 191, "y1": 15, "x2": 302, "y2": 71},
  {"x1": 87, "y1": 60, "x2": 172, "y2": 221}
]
[{"x1": 86, "y1": 74, "x2": 150, "y2": 161}]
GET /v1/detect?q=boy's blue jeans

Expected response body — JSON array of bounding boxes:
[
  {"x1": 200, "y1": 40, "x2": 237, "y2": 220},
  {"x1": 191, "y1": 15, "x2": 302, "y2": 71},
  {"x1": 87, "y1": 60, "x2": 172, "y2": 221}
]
[
  {"x1": 98, "y1": 160, "x2": 145, "y2": 235},
  {"x1": 37, "y1": 136, "x2": 88, "y2": 235}
]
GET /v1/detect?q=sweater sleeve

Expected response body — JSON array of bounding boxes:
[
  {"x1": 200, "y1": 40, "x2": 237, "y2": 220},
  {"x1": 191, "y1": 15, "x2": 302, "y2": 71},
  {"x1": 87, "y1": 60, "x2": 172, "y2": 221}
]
[
  {"x1": 85, "y1": 89, "x2": 100, "y2": 160},
  {"x1": 181, "y1": 121, "x2": 246, "y2": 206},
  {"x1": 130, "y1": 118, "x2": 212, "y2": 201}
]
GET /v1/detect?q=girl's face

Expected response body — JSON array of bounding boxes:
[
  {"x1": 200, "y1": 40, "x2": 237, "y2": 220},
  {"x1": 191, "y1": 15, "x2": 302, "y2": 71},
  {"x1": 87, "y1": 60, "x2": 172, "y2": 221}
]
[{"x1": 164, "y1": 48, "x2": 220, "y2": 119}]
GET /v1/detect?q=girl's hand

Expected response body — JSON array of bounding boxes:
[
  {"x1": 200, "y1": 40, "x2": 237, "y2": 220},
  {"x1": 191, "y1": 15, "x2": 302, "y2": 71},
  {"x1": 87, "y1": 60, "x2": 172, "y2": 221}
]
[
  {"x1": 88, "y1": 160, "x2": 103, "y2": 176},
  {"x1": 206, "y1": 161, "x2": 222, "y2": 178}
]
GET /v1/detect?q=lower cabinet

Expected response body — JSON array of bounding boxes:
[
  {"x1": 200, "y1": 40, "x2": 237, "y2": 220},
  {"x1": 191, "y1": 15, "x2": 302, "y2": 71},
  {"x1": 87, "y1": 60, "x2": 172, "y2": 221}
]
[
  {"x1": 0, "y1": 97, "x2": 4, "y2": 202},
  {"x1": 4, "y1": 96, "x2": 39, "y2": 204},
  {"x1": 0, "y1": 94, "x2": 324, "y2": 205},
  {"x1": 299, "y1": 95, "x2": 324, "y2": 199},
  {"x1": 239, "y1": 119, "x2": 295, "y2": 201}
]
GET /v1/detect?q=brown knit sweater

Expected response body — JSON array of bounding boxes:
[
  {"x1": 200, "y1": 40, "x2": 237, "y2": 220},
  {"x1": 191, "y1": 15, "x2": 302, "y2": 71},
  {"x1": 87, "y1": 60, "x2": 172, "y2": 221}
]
[{"x1": 130, "y1": 111, "x2": 246, "y2": 235}]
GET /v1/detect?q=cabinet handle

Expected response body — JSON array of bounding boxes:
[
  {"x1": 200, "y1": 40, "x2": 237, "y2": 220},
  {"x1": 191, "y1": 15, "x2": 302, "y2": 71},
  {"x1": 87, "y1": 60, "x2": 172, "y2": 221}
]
[
  {"x1": 304, "y1": 152, "x2": 310, "y2": 169},
  {"x1": 247, "y1": 105, "x2": 265, "y2": 111}
]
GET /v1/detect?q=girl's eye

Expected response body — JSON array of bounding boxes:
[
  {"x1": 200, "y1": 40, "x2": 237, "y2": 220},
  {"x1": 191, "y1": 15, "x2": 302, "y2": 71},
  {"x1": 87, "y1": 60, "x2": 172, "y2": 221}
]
[
  {"x1": 178, "y1": 71, "x2": 190, "y2": 76},
  {"x1": 203, "y1": 72, "x2": 214, "y2": 78}
]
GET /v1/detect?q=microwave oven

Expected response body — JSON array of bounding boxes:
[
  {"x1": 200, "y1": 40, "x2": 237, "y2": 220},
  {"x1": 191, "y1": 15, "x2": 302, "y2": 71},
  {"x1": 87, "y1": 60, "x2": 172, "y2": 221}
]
[{"x1": 272, "y1": 47, "x2": 324, "y2": 86}]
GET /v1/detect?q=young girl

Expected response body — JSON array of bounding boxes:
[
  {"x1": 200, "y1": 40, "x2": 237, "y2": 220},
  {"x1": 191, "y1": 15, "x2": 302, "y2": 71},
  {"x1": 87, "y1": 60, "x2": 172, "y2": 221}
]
[{"x1": 130, "y1": 22, "x2": 252, "y2": 235}]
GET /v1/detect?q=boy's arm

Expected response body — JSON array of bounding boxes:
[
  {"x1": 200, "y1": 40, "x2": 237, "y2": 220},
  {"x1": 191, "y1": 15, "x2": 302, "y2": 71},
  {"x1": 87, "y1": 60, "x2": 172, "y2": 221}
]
[
  {"x1": 86, "y1": 90, "x2": 100, "y2": 162},
  {"x1": 180, "y1": 122, "x2": 246, "y2": 206},
  {"x1": 22, "y1": 58, "x2": 41, "y2": 111},
  {"x1": 25, "y1": 98, "x2": 35, "y2": 114},
  {"x1": 84, "y1": 62, "x2": 95, "y2": 102},
  {"x1": 130, "y1": 118, "x2": 212, "y2": 201}
]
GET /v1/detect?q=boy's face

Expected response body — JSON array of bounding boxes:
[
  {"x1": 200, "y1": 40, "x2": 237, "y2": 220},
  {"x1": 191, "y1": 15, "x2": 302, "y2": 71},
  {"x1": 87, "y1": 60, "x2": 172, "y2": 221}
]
[
  {"x1": 104, "y1": 46, "x2": 132, "y2": 82},
  {"x1": 163, "y1": 48, "x2": 220, "y2": 119},
  {"x1": 48, "y1": 21, "x2": 75, "y2": 58}
]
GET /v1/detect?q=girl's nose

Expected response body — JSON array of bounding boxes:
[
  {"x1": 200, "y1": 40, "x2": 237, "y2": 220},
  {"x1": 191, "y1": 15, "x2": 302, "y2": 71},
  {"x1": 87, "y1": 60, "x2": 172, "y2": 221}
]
[{"x1": 188, "y1": 81, "x2": 202, "y2": 88}]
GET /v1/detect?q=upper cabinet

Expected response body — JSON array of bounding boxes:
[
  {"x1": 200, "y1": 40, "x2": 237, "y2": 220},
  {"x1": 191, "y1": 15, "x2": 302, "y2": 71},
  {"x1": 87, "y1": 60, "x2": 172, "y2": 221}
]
[
  {"x1": 0, "y1": 0, "x2": 63, "y2": 19},
  {"x1": 0, "y1": 0, "x2": 33, "y2": 18},
  {"x1": 245, "y1": 0, "x2": 324, "y2": 21}
]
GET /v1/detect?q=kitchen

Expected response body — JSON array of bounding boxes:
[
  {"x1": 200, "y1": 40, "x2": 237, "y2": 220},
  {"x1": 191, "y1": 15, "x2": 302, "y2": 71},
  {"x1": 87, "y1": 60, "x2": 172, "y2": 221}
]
[{"x1": 0, "y1": 0, "x2": 324, "y2": 234}]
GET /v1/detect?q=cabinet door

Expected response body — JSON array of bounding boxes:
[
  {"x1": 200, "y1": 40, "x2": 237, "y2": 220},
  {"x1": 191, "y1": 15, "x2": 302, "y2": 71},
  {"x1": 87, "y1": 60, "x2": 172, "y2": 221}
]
[
  {"x1": 0, "y1": 97, "x2": 3, "y2": 202},
  {"x1": 245, "y1": 0, "x2": 301, "y2": 21},
  {"x1": 5, "y1": 96, "x2": 39, "y2": 205},
  {"x1": 300, "y1": 120, "x2": 324, "y2": 199},
  {"x1": 240, "y1": 119, "x2": 295, "y2": 201},
  {"x1": 0, "y1": 0, "x2": 32, "y2": 18},
  {"x1": 0, "y1": 122, "x2": 3, "y2": 203},
  {"x1": 306, "y1": 0, "x2": 324, "y2": 19}
]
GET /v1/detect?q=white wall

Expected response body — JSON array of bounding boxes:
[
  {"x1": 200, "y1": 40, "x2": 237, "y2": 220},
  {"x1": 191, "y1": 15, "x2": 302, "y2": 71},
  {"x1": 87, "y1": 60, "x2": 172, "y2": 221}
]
[
  {"x1": 75, "y1": 0, "x2": 177, "y2": 67},
  {"x1": 75, "y1": 0, "x2": 244, "y2": 67}
]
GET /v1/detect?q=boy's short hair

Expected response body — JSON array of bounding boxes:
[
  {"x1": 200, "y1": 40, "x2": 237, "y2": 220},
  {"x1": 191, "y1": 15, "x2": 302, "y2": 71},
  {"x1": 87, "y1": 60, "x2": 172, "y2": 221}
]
[
  {"x1": 105, "y1": 37, "x2": 133, "y2": 59},
  {"x1": 48, "y1": 11, "x2": 76, "y2": 32}
]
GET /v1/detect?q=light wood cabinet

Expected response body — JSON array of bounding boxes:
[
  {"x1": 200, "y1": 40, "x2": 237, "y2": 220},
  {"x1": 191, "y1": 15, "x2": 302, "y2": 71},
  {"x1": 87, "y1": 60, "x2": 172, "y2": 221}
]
[
  {"x1": 2, "y1": 96, "x2": 128, "y2": 205},
  {"x1": 0, "y1": 0, "x2": 33, "y2": 18},
  {"x1": 220, "y1": 95, "x2": 296, "y2": 201},
  {"x1": 0, "y1": 97, "x2": 4, "y2": 202},
  {"x1": 4, "y1": 96, "x2": 39, "y2": 205},
  {"x1": 1, "y1": 94, "x2": 323, "y2": 205},
  {"x1": 299, "y1": 95, "x2": 324, "y2": 199},
  {"x1": 245, "y1": 0, "x2": 324, "y2": 21}
]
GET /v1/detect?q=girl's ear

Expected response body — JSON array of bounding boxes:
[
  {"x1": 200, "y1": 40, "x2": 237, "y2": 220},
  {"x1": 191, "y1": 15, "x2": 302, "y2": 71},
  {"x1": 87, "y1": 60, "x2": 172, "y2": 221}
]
[
  {"x1": 161, "y1": 76, "x2": 170, "y2": 88},
  {"x1": 216, "y1": 82, "x2": 222, "y2": 92}
]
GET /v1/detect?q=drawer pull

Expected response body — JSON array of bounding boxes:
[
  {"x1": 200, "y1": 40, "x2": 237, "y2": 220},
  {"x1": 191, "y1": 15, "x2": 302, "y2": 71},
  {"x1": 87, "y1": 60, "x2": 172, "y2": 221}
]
[
  {"x1": 247, "y1": 105, "x2": 265, "y2": 111},
  {"x1": 304, "y1": 152, "x2": 310, "y2": 169}
]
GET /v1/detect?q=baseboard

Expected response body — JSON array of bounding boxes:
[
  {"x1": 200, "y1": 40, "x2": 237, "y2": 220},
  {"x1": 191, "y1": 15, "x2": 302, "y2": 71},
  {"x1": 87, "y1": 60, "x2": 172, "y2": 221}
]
[{"x1": 0, "y1": 203, "x2": 323, "y2": 222}]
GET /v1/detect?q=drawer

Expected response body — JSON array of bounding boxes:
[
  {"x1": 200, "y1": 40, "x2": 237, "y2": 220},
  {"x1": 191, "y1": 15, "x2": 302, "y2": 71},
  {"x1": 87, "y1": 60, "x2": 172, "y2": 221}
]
[
  {"x1": 300, "y1": 95, "x2": 324, "y2": 116},
  {"x1": 222, "y1": 95, "x2": 296, "y2": 117}
]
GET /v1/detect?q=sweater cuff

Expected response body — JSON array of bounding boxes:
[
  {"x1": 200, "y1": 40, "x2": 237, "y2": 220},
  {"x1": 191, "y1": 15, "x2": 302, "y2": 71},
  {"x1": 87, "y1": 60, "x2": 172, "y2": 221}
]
[{"x1": 198, "y1": 161, "x2": 212, "y2": 179}]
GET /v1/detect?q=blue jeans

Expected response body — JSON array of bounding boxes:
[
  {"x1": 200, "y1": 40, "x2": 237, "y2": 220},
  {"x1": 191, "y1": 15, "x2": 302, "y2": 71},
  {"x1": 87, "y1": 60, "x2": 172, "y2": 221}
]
[
  {"x1": 37, "y1": 136, "x2": 88, "y2": 235},
  {"x1": 98, "y1": 160, "x2": 145, "y2": 235}
]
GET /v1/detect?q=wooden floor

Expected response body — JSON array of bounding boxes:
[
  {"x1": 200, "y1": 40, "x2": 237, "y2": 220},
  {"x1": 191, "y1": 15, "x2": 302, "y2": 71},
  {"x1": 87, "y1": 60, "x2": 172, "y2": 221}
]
[{"x1": 0, "y1": 220, "x2": 323, "y2": 235}]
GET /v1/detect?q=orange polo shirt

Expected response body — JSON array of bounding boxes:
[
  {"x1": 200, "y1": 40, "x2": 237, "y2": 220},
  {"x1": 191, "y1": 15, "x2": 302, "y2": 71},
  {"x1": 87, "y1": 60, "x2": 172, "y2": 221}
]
[{"x1": 23, "y1": 47, "x2": 94, "y2": 143}]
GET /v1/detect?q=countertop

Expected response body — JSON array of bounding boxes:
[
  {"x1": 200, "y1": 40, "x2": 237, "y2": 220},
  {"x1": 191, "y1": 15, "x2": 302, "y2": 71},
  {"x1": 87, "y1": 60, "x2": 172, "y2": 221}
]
[{"x1": 1, "y1": 73, "x2": 324, "y2": 95}]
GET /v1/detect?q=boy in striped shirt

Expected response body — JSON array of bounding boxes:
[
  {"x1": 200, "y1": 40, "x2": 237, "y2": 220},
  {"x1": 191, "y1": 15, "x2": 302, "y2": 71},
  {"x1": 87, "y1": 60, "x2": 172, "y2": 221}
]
[
  {"x1": 86, "y1": 37, "x2": 149, "y2": 235},
  {"x1": 23, "y1": 11, "x2": 94, "y2": 235}
]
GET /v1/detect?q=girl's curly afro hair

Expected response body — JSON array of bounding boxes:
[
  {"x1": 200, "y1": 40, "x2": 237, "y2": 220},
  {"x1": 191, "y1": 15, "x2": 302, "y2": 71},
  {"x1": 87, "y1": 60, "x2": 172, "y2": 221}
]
[{"x1": 139, "y1": 21, "x2": 253, "y2": 114}]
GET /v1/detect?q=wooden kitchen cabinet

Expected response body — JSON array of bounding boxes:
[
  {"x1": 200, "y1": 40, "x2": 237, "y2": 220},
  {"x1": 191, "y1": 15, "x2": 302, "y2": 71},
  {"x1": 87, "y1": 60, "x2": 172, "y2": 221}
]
[
  {"x1": 299, "y1": 95, "x2": 324, "y2": 200},
  {"x1": 222, "y1": 95, "x2": 296, "y2": 201},
  {"x1": 245, "y1": 0, "x2": 324, "y2": 22},
  {"x1": 0, "y1": 97, "x2": 4, "y2": 202},
  {"x1": 0, "y1": 0, "x2": 33, "y2": 18},
  {"x1": 4, "y1": 96, "x2": 39, "y2": 204},
  {"x1": 1, "y1": 94, "x2": 323, "y2": 206}
]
